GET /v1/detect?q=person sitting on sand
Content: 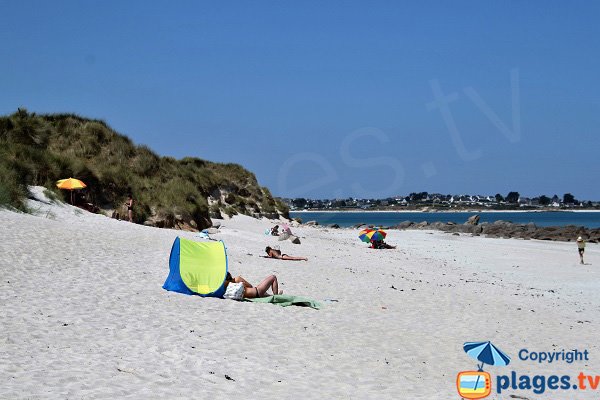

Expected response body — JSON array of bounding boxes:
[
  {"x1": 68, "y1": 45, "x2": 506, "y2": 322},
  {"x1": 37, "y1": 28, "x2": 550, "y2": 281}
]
[
  {"x1": 270, "y1": 225, "x2": 280, "y2": 236},
  {"x1": 577, "y1": 236, "x2": 586, "y2": 264},
  {"x1": 223, "y1": 272, "x2": 282, "y2": 300},
  {"x1": 370, "y1": 239, "x2": 396, "y2": 249},
  {"x1": 281, "y1": 224, "x2": 293, "y2": 236},
  {"x1": 265, "y1": 246, "x2": 308, "y2": 261}
]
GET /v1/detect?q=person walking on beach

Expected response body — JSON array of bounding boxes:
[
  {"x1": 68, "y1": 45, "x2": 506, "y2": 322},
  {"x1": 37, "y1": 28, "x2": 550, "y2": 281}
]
[
  {"x1": 124, "y1": 193, "x2": 134, "y2": 223},
  {"x1": 577, "y1": 236, "x2": 586, "y2": 264},
  {"x1": 265, "y1": 246, "x2": 308, "y2": 261},
  {"x1": 222, "y1": 272, "x2": 283, "y2": 300}
]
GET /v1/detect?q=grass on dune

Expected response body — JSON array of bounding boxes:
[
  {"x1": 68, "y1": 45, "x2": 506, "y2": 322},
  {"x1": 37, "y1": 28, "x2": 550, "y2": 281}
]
[{"x1": 0, "y1": 109, "x2": 289, "y2": 227}]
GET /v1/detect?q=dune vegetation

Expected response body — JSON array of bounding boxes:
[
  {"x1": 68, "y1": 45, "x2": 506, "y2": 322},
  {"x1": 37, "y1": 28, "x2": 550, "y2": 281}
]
[{"x1": 0, "y1": 108, "x2": 289, "y2": 229}]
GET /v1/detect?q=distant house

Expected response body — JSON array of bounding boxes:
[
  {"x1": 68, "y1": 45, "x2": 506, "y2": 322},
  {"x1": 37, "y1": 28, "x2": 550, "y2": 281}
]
[
  {"x1": 431, "y1": 194, "x2": 443, "y2": 203},
  {"x1": 450, "y1": 195, "x2": 461, "y2": 203},
  {"x1": 518, "y1": 197, "x2": 531, "y2": 206}
]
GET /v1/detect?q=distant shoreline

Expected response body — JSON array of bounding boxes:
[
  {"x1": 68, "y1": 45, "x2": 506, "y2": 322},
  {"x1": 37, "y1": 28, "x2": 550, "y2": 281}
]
[{"x1": 290, "y1": 209, "x2": 600, "y2": 214}]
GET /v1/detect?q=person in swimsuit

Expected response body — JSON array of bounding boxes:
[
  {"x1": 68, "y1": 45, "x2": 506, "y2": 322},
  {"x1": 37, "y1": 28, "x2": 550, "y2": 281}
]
[
  {"x1": 124, "y1": 193, "x2": 134, "y2": 223},
  {"x1": 222, "y1": 272, "x2": 282, "y2": 300},
  {"x1": 370, "y1": 239, "x2": 396, "y2": 249},
  {"x1": 265, "y1": 246, "x2": 308, "y2": 261},
  {"x1": 270, "y1": 225, "x2": 280, "y2": 236},
  {"x1": 577, "y1": 236, "x2": 586, "y2": 264}
]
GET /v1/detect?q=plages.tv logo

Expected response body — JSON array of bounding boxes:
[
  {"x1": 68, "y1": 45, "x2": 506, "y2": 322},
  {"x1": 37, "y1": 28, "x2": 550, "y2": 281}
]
[{"x1": 457, "y1": 341, "x2": 511, "y2": 399}]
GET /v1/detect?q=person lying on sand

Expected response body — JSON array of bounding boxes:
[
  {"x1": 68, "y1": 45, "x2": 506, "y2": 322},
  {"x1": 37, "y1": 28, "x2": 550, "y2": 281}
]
[
  {"x1": 370, "y1": 239, "x2": 396, "y2": 249},
  {"x1": 223, "y1": 272, "x2": 282, "y2": 300},
  {"x1": 265, "y1": 246, "x2": 308, "y2": 261}
]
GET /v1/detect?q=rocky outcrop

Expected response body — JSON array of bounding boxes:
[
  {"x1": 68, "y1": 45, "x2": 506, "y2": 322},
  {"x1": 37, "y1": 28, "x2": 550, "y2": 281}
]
[
  {"x1": 394, "y1": 215, "x2": 600, "y2": 243},
  {"x1": 465, "y1": 215, "x2": 480, "y2": 225},
  {"x1": 144, "y1": 212, "x2": 210, "y2": 231},
  {"x1": 395, "y1": 221, "x2": 414, "y2": 229},
  {"x1": 209, "y1": 208, "x2": 223, "y2": 219},
  {"x1": 262, "y1": 212, "x2": 280, "y2": 219}
]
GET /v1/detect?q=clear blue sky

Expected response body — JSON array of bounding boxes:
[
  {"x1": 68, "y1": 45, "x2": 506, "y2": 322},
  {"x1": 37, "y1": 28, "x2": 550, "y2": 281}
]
[{"x1": 2, "y1": 1, "x2": 599, "y2": 199}]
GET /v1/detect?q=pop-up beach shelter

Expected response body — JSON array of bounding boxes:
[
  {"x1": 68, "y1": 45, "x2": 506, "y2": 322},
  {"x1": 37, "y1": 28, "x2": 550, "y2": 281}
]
[{"x1": 163, "y1": 237, "x2": 228, "y2": 297}]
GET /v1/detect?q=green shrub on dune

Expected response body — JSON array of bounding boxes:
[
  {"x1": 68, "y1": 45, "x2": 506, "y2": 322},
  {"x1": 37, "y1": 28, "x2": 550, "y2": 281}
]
[
  {"x1": 0, "y1": 109, "x2": 289, "y2": 229},
  {"x1": 0, "y1": 163, "x2": 28, "y2": 210}
]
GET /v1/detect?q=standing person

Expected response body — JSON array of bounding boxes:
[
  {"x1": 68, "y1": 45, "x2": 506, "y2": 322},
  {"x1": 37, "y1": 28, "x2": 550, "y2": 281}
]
[
  {"x1": 125, "y1": 193, "x2": 134, "y2": 223},
  {"x1": 577, "y1": 236, "x2": 586, "y2": 265}
]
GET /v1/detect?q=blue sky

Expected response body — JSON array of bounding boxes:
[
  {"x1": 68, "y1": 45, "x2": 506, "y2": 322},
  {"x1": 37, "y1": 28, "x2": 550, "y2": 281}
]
[{"x1": 1, "y1": 1, "x2": 599, "y2": 199}]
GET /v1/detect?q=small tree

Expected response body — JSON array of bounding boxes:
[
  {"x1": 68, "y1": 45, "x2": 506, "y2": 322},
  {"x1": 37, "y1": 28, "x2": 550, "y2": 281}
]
[
  {"x1": 563, "y1": 193, "x2": 576, "y2": 204},
  {"x1": 495, "y1": 193, "x2": 504, "y2": 202},
  {"x1": 293, "y1": 198, "x2": 307, "y2": 209},
  {"x1": 539, "y1": 195, "x2": 551, "y2": 206},
  {"x1": 506, "y1": 192, "x2": 520, "y2": 203},
  {"x1": 333, "y1": 199, "x2": 347, "y2": 208}
]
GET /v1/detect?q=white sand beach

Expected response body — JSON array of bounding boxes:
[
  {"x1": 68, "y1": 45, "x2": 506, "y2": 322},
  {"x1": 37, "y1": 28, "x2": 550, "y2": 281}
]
[{"x1": 1, "y1": 188, "x2": 599, "y2": 399}]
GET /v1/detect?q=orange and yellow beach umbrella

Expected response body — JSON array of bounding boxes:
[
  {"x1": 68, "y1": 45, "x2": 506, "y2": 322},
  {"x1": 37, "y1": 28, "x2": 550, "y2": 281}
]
[
  {"x1": 56, "y1": 178, "x2": 87, "y2": 204},
  {"x1": 56, "y1": 178, "x2": 87, "y2": 190}
]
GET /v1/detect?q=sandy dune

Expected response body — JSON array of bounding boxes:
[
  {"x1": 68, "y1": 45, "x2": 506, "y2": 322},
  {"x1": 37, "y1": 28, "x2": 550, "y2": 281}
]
[{"x1": 1, "y1": 188, "x2": 598, "y2": 399}]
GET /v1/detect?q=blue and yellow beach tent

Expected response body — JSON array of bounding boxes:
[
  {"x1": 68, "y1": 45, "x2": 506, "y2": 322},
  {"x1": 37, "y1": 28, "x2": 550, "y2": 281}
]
[{"x1": 162, "y1": 237, "x2": 228, "y2": 297}]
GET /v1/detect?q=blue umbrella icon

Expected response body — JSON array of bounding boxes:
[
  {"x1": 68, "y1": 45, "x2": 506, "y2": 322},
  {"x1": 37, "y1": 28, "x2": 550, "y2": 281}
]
[
  {"x1": 464, "y1": 341, "x2": 511, "y2": 370},
  {"x1": 463, "y1": 341, "x2": 510, "y2": 394}
]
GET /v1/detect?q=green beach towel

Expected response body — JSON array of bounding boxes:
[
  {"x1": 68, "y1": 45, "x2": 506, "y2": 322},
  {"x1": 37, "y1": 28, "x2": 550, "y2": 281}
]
[{"x1": 246, "y1": 294, "x2": 322, "y2": 310}]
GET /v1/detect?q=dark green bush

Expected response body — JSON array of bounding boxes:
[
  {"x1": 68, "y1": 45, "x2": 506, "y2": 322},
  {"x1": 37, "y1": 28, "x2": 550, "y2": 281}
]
[{"x1": 0, "y1": 163, "x2": 27, "y2": 210}]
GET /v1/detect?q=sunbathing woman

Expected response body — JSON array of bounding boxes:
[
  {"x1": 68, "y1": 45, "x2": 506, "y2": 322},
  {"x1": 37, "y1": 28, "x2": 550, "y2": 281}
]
[
  {"x1": 222, "y1": 272, "x2": 282, "y2": 300},
  {"x1": 265, "y1": 246, "x2": 308, "y2": 261}
]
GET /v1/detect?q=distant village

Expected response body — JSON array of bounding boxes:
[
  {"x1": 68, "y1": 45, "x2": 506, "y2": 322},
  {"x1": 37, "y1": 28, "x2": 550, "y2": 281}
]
[{"x1": 282, "y1": 192, "x2": 600, "y2": 211}]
